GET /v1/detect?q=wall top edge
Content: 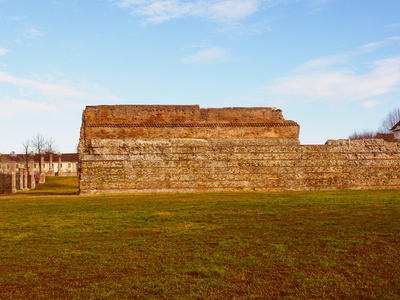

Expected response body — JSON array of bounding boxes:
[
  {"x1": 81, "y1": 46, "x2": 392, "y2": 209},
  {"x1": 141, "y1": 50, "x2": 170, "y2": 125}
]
[
  {"x1": 84, "y1": 122, "x2": 299, "y2": 128},
  {"x1": 82, "y1": 105, "x2": 292, "y2": 125}
]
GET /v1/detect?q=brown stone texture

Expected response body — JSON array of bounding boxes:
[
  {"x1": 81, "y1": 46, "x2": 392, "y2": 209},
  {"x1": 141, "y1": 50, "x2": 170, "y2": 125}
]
[
  {"x1": 79, "y1": 105, "x2": 300, "y2": 142},
  {"x1": 0, "y1": 173, "x2": 12, "y2": 194},
  {"x1": 78, "y1": 105, "x2": 400, "y2": 195},
  {"x1": 10, "y1": 163, "x2": 17, "y2": 193},
  {"x1": 79, "y1": 138, "x2": 400, "y2": 194},
  {"x1": 29, "y1": 160, "x2": 35, "y2": 189}
]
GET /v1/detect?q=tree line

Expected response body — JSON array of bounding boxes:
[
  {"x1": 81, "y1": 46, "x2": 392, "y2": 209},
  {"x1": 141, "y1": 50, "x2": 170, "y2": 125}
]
[
  {"x1": 0, "y1": 134, "x2": 59, "y2": 175},
  {"x1": 21, "y1": 134, "x2": 59, "y2": 172},
  {"x1": 349, "y1": 107, "x2": 400, "y2": 140}
]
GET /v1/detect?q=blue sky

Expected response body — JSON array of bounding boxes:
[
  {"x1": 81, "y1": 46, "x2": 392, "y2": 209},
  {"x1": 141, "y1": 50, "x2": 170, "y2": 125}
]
[{"x1": 1, "y1": 0, "x2": 399, "y2": 153}]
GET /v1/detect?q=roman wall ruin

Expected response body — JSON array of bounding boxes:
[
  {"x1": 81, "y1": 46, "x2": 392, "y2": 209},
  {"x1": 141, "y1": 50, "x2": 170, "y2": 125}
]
[{"x1": 78, "y1": 105, "x2": 400, "y2": 194}]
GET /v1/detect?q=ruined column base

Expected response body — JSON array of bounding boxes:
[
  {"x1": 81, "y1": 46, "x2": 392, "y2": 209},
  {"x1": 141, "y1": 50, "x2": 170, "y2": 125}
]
[{"x1": 39, "y1": 173, "x2": 46, "y2": 183}]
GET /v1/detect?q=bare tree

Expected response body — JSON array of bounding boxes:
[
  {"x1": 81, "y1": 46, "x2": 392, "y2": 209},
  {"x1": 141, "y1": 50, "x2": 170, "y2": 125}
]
[
  {"x1": 348, "y1": 130, "x2": 377, "y2": 140},
  {"x1": 31, "y1": 134, "x2": 48, "y2": 174},
  {"x1": 21, "y1": 139, "x2": 33, "y2": 169},
  {"x1": 378, "y1": 107, "x2": 400, "y2": 133},
  {"x1": 31, "y1": 134, "x2": 47, "y2": 156},
  {"x1": 46, "y1": 137, "x2": 58, "y2": 154}
]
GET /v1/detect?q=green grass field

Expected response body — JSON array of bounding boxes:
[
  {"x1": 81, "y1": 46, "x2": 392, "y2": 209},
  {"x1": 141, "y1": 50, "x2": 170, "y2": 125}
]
[{"x1": 1, "y1": 177, "x2": 399, "y2": 299}]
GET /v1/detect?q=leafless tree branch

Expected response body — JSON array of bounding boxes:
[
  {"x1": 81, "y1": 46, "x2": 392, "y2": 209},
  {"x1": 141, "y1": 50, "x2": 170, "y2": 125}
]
[
  {"x1": 378, "y1": 107, "x2": 400, "y2": 133},
  {"x1": 349, "y1": 130, "x2": 377, "y2": 140}
]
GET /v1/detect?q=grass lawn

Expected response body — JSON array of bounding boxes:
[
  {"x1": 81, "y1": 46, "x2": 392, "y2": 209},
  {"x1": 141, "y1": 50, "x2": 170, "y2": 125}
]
[
  {"x1": 0, "y1": 177, "x2": 399, "y2": 299},
  {"x1": 18, "y1": 176, "x2": 79, "y2": 195}
]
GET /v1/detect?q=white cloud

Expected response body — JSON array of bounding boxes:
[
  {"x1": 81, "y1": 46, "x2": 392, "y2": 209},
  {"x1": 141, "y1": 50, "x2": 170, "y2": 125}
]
[
  {"x1": 294, "y1": 54, "x2": 348, "y2": 72},
  {"x1": 0, "y1": 48, "x2": 9, "y2": 55},
  {"x1": 0, "y1": 72, "x2": 92, "y2": 99},
  {"x1": 208, "y1": 0, "x2": 260, "y2": 21},
  {"x1": 387, "y1": 23, "x2": 400, "y2": 29},
  {"x1": 0, "y1": 98, "x2": 59, "y2": 117},
  {"x1": 359, "y1": 36, "x2": 400, "y2": 53},
  {"x1": 24, "y1": 27, "x2": 45, "y2": 39},
  {"x1": 362, "y1": 100, "x2": 379, "y2": 109},
  {"x1": 181, "y1": 46, "x2": 232, "y2": 63},
  {"x1": 0, "y1": 72, "x2": 123, "y2": 117},
  {"x1": 266, "y1": 56, "x2": 400, "y2": 103},
  {"x1": 243, "y1": 36, "x2": 400, "y2": 107},
  {"x1": 136, "y1": 0, "x2": 197, "y2": 23},
  {"x1": 112, "y1": 0, "x2": 263, "y2": 24},
  {"x1": 304, "y1": 0, "x2": 332, "y2": 14}
]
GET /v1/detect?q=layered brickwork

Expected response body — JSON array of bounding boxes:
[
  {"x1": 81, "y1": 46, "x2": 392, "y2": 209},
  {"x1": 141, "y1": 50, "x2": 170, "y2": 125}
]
[
  {"x1": 80, "y1": 105, "x2": 300, "y2": 142},
  {"x1": 79, "y1": 138, "x2": 400, "y2": 194},
  {"x1": 79, "y1": 105, "x2": 400, "y2": 194},
  {"x1": 0, "y1": 173, "x2": 12, "y2": 194}
]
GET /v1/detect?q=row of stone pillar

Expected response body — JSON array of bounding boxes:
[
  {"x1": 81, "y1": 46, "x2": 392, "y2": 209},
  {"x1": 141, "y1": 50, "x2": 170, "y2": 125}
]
[
  {"x1": 43, "y1": 154, "x2": 63, "y2": 177},
  {"x1": 9, "y1": 160, "x2": 36, "y2": 193},
  {"x1": 6, "y1": 154, "x2": 64, "y2": 193},
  {"x1": 40, "y1": 156, "x2": 46, "y2": 183}
]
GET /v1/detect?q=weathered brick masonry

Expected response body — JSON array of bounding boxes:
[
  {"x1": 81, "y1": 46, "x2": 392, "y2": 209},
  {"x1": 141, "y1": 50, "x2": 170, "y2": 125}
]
[{"x1": 78, "y1": 105, "x2": 400, "y2": 194}]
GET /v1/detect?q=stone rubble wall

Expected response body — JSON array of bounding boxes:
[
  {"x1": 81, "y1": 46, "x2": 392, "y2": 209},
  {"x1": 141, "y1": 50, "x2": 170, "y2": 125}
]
[
  {"x1": 80, "y1": 105, "x2": 300, "y2": 142},
  {"x1": 0, "y1": 173, "x2": 12, "y2": 194},
  {"x1": 83, "y1": 105, "x2": 288, "y2": 125},
  {"x1": 79, "y1": 138, "x2": 400, "y2": 195},
  {"x1": 0, "y1": 163, "x2": 35, "y2": 194}
]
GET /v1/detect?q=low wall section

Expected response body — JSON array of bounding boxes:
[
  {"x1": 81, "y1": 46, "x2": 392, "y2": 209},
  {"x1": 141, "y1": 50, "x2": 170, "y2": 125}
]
[
  {"x1": 0, "y1": 173, "x2": 12, "y2": 194},
  {"x1": 79, "y1": 138, "x2": 400, "y2": 194}
]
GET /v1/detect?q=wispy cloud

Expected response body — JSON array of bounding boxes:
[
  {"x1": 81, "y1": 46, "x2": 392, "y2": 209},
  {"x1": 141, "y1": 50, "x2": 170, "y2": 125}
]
[
  {"x1": 208, "y1": 0, "x2": 261, "y2": 21},
  {"x1": 0, "y1": 98, "x2": 59, "y2": 117},
  {"x1": 0, "y1": 71, "x2": 122, "y2": 117},
  {"x1": 308, "y1": 0, "x2": 332, "y2": 13},
  {"x1": 250, "y1": 37, "x2": 400, "y2": 108},
  {"x1": 266, "y1": 56, "x2": 400, "y2": 104},
  {"x1": 0, "y1": 72, "x2": 91, "y2": 99},
  {"x1": 359, "y1": 36, "x2": 400, "y2": 53},
  {"x1": 112, "y1": 0, "x2": 263, "y2": 24},
  {"x1": 16, "y1": 27, "x2": 45, "y2": 43},
  {"x1": 386, "y1": 23, "x2": 400, "y2": 29},
  {"x1": 0, "y1": 48, "x2": 9, "y2": 55},
  {"x1": 181, "y1": 46, "x2": 232, "y2": 63},
  {"x1": 362, "y1": 100, "x2": 379, "y2": 109},
  {"x1": 22, "y1": 27, "x2": 45, "y2": 39}
]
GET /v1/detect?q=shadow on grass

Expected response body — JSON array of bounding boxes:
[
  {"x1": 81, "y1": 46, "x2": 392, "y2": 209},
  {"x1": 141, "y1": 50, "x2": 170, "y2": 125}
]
[
  {"x1": 15, "y1": 176, "x2": 79, "y2": 196},
  {"x1": 22, "y1": 191, "x2": 79, "y2": 196}
]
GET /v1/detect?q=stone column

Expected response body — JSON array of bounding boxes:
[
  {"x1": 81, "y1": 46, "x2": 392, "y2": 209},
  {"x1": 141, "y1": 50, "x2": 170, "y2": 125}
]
[
  {"x1": 29, "y1": 160, "x2": 35, "y2": 189},
  {"x1": 58, "y1": 156, "x2": 62, "y2": 176},
  {"x1": 23, "y1": 169, "x2": 28, "y2": 190},
  {"x1": 10, "y1": 163, "x2": 17, "y2": 193},
  {"x1": 19, "y1": 168, "x2": 24, "y2": 191},
  {"x1": 47, "y1": 153, "x2": 55, "y2": 176},
  {"x1": 39, "y1": 156, "x2": 46, "y2": 183},
  {"x1": 40, "y1": 156, "x2": 44, "y2": 173},
  {"x1": 49, "y1": 154, "x2": 53, "y2": 172}
]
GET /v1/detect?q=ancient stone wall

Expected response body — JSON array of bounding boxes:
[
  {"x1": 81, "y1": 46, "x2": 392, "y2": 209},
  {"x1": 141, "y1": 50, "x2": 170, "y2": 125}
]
[
  {"x1": 0, "y1": 173, "x2": 12, "y2": 194},
  {"x1": 79, "y1": 138, "x2": 400, "y2": 194},
  {"x1": 78, "y1": 105, "x2": 400, "y2": 195},
  {"x1": 80, "y1": 105, "x2": 300, "y2": 142}
]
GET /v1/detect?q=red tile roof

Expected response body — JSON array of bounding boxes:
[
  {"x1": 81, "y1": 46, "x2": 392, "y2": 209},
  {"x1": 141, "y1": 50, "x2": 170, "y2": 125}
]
[{"x1": 0, "y1": 153, "x2": 78, "y2": 163}]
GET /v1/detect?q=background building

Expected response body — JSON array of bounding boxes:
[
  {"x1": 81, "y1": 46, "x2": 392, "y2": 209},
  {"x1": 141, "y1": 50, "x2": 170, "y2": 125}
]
[{"x1": 0, "y1": 153, "x2": 78, "y2": 176}]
